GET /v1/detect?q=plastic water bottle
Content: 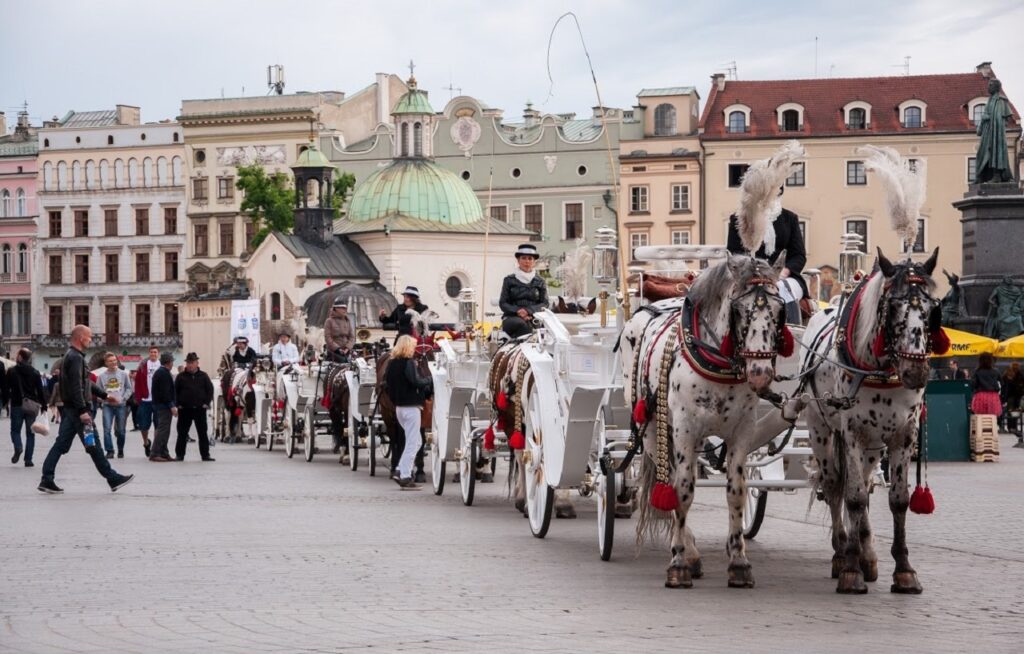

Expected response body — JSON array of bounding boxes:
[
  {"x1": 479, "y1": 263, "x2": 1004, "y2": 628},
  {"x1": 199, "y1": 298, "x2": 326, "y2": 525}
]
[{"x1": 83, "y1": 421, "x2": 97, "y2": 453}]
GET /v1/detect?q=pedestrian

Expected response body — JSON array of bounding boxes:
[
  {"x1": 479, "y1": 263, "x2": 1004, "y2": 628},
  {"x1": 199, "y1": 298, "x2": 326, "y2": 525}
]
[
  {"x1": 384, "y1": 335, "x2": 432, "y2": 489},
  {"x1": 97, "y1": 353, "x2": 132, "y2": 459},
  {"x1": 970, "y1": 353, "x2": 1003, "y2": 417},
  {"x1": 1000, "y1": 362, "x2": 1024, "y2": 433},
  {"x1": 271, "y1": 332, "x2": 299, "y2": 368},
  {"x1": 47, "y1": 361, "x2": 63, "y2": 424},
  {"x1": 148, "y1": 352, "x2": 177, "y2": 462},
  {"x1": 174, "y1": 352, "x2": 215, "y2": 462},
  {"x1": 7, "y1": 348, "x2": 46, "y2": 467},
  {"x1": 37, "y1": 325, "x2": 134, "y2": 494},
  {"x1": 949, "y1": 360, "x2": 969, "y2": 381},
  {"x1": 126, "y1": 369, "x2": 139, "y2": 431},
  {"x1": 324, "y1": 300, "x2": 354, "y2": 362},
  {"x1": 499, "y1": 245, "x2": 548, "y2": 338},
  {"x1": 133, "y1": 346, "x2": 162, "y2": 456}
]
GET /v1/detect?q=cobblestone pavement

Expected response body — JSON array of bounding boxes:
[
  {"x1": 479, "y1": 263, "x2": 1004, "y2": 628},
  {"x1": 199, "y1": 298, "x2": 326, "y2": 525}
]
[{"x1": 1, "y1": 417, "x2": 1022, "y2": 653}]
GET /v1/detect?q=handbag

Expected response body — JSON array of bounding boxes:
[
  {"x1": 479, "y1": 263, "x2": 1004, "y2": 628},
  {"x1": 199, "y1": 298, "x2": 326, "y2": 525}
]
[{"x1": 14, "y1": 368, "x2": 41, "y2": 418}]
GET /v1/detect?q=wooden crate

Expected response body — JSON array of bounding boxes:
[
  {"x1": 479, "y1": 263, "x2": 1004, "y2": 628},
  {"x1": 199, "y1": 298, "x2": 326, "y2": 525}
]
[{"x1": 969, "y1": 414, "x2": 999, "y2": 462}]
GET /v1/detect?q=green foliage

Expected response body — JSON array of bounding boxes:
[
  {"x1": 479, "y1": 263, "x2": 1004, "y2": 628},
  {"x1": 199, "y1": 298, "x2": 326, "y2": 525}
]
[
  {"x1": 236, "y1": 164, "x2": 294, "y2": 249},
  {"x1": 331, "y1": 171, "x2": 356, "y2": 218}
]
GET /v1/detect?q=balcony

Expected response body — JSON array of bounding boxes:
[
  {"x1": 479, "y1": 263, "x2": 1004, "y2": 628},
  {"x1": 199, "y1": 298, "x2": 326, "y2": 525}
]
[{"x1": 31, "y1": 332, "x2": 182, "y2": 350}]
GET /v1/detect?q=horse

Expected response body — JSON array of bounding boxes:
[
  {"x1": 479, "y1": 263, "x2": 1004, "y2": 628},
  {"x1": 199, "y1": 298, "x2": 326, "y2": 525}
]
[
  {"x1": 219, "y1": 364, "x2": 255, "y2": 443},
  {"x1": 552, "y1": 296, "x2": 597, "y2": 315},
  {"x1": 620, "y1": 252, "x2": 791, "y2": 589},
  {"x1": 801, "y1": 247, "x2": 941, "y2": 594}
]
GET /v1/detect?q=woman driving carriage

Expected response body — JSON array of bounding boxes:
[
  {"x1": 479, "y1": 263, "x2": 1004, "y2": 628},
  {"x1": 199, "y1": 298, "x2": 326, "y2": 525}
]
[{"x1": 499, "y1": 244, "x2": 548, "y2": 339}]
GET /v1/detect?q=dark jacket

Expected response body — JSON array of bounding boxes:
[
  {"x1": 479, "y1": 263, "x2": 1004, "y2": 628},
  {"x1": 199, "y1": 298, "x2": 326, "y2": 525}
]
[
  {"x1": 973, "y1": 368, "x2": 1002, "y2": 393},
  {"x1": 150, "y1": 366, "x2": 176, "y2": 406},
  {"x1": 384, "y1": 357, "x2": 432, "y2": 407},
  {"x1": 174, "y1": 368, "x2": 214, "y2": 408},
  {"x1": 381, "y1": 302, "x2": 428, "y2": 336},
  {"x1": 499, "y1": 273, "x2": 549, "y2": 318},
  {"x1": 6, "y1": 362, "x2": 45, "y2": 407},
  {"x1": 59, "y1": 346, "x2": 91, "y2": 412},
  {"x1": 727, "y1": 208, "x2": 809, "y2": 298},
  {"x1": 232, "y1": 347, "x2": 257, "y2": 367}
]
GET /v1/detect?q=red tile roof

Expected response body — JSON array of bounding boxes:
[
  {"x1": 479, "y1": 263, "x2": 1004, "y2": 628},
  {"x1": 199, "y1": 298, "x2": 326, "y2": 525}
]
[{"x1": 699, "y1": 71, "x2": 1020, "y2": 140}]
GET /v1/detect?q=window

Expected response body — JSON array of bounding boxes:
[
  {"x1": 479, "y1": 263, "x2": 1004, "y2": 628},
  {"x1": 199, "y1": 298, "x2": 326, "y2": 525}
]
[
  {"x1": 728, "y1": 163, "x2": 750, "y2": 188},
  {"x1": 413, "y1": 122, "x2": 423, "y2": 156},
  {"x1": 846, "y1": 161, "x2": 866, "y2": 185},
  {"x1": 164, "y1": 207, "x2": 177, "y2": 234},
  {"x1": 972, "y1": 104, "x2": 985, "y2": 124},
  {"x1": 845, "y1": 219, "x2": 868, "y2": 252},
  {"x1": 269, "y1": 292, "x2": 281, "y2": 320},
  {"x1": 173, "y1": 132, "x2": 179, "y2": 143},
  {"x1": 1, "y1": 302, "x2": 11, "y2": 336},
  {"x1": 217, "y1": 177, "x2": 234, "y2": 199},
  {"x1": 135, "y1": 252, "x2": 150, "y2": 282},
  {"x1": 104, "y1": 209, "x2": 118, "y2": 235},
  {"x1": 630, "y1": 232, "x2": 649, "y2": 260},
  {"x1": 135, "y1": 208, "x2": 149, "y2": 235},
  {"x1": 510, "y1": 167, "x2": 522, "y2": 179},
  {"x1": 461, "y1": 171, "x2": 471, "y2": 180},
  {"x1": 195, "y1": 282, "x2": 209, "y2": 295},
  {"x1": 48, "y1": 306, "x2": 63, "y2": 336},
  {"x1": 968, "y1": 157, "x2": 977, "y2": 184},
  {"x1": 165, "y1": 252, "x2": 178, "y2": 281},
  {"x1": 16, "y1": 244, "x2": 26, "y2": 275},
  {"x1": 107, "y1": 135, "x2": 114, "y2": 145},
  {"x1": 902, "y1": 219, "x2": 926, "y2": 254},
  {"x1": 74, "y1": 305, "x2": 89, "y2": 326},
  {"x1": 165, "y1": 303, "x2": 179, "y2": 333},
  {"x1": 577, "y1": 165, "x2": 587, "y2": 176},
  {"x1": 907, "y1": 159, "x2": 919, "y2": 173},
  {"x1": 781, "y1": 109, "x2": 800, "y2": 131},
  {"x1": 798, "y1": 220, "x2": 807, "y2": 242},
  {"x1": 49, "y1": 256, "x2": 62, "y2": 284},
  {"x1": 727, "y1": 111, "x2": 747, "y2": 133},
  {"x1": 192, "y1": 178, "x2": 208, "y2": 201},
  {"x1": 16, "y1": 300, "x2": 30, "y2": 335},
  {"x1": 401, "y1": 123, "x2": 409, "y2": 157},
  {"x1": 15, "y1": 188, "x2": 25, "y2": 216},
  {"x1": 903, "y1": 106, "x2": 922, "y2": 128},
  {"x1": 445, "y1": 275, "x2": 462, "y2": 299},
  {"x1": 1, "y1": 245, "x2": 9, "y2": 275},
  {"x1": 786, "y1": 162, "x2": 806, "y2": 187},
  {"x1": 74, "y1": 210, "x2": 89, "y2": 237},
  {"x1": 489, "y1": 205, "x2": 508, "y2": 223},
  {"x1": 629, "y1": 186, "x2": 649, "y2": 213},
  {"x1": 671, "y1": 230, "x2": 691, "y2": 245},
  {"x1": 848, "y1": 108, "x2": 867, "y2": 130},
  {"x1": 75, "y1": 254, "x2": 89, "y2": 283},
  {"x1": 654, "y1": 103, "x2": 677, "y2": 136},
  {"x1": 49, "y1": 210, "x2": 62, "y2": 236},
  {"x1": 524, "y1": 204, "x2": 543, "y2": 241},
  {"x1": 219, "y1": 222, "x2": 234, "y2": 256},
  {"x1": 135, "y1": 304, "x2": 151, "y2": 335},
  {"x1": 106, "y1": 254, "x2": 119, "y2": 282},
  {"x1": 193, "y1": 149, "x2": 206, "y2": 165},
  {"x1": 671, "y1": 184, "x2": 690, "y2": 211},
  {"x1": 0, "y1": 190, "x2": 9, "y2": 217},
  {"x1": 244, "y1": 221, "x2": 255, "y2": 252},
  {"x1": 194, "y1": 224, "x2": 209, "y2": 256},
  {"x1": 564, "y1": 203, "x2": 583, "y2": 240},
  {"x1": 105, "y1": 305, "x2": 120, "y2": 337}
]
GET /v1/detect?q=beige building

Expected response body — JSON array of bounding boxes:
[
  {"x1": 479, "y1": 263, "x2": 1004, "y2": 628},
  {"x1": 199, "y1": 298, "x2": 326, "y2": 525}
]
[{"x1": 698, "y1": 63, "x2": 1021, "y2": 298}]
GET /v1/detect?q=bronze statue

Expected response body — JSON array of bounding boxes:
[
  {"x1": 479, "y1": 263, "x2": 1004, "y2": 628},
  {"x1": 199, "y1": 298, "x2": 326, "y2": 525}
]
[
  {"x1": 984, "y1": 276, "x2": 1024, "y2": 340},
  {"x1": 940, "y1": 269, "x2": 966, "y2": 326},
  {"x1": 975, "y1": 78, "x2": 1014, "y2": 184}
]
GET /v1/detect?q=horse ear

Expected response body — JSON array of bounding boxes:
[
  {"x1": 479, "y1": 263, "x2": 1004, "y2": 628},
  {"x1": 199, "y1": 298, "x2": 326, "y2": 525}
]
[
  {"x1": 586, "y1": 297, "x2": 597, "y2": 314},
  {"x1": 922, "y1": 247, "x2": 939, "y2": 276},
  {"x1": 771, "y1": 250, "x2": 787, "y2": 277},
  {"x1": 557, "y1": 296, "x2": 568, "y2": 313},
  {"x1": 726, "y1": 252, "x2": 744, "y2": 277},
  {"x1": 876, "y1": 247, "x2": 896, "y2": 278}
]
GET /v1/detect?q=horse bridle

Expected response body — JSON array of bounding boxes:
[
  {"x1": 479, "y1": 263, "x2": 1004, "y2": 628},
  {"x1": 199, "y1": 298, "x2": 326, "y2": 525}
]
[
  {"x1": 875, "y1": 267, "x2": 939, "y2": 363},
  {"x1": 729, "y1": 276, "x2": 788, "y2": 360}
]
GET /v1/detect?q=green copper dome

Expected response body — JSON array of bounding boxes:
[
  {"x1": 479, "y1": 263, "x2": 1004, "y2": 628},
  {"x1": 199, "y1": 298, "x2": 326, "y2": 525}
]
[
  {"x1": 293, "y1": 143, "x2": 333, "y2": 169},
  {"x1": 392, "y1": 86, "x2": 434, "y2": 115},
  {"x1": 347, "y1": 159, "x2": 482, "y2": 225}
]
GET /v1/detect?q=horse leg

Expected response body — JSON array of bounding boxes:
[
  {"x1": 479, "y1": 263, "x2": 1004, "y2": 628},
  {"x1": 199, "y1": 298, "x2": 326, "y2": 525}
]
[
  {"x1": 857, "y1": 449, "x2": 882, "y2": 583},
  {"x1": 665, "y1": 432, "x2": 698, "y2": 589},
  {"x1": 887, "y1": 429, "x2": 923, "y2": 594},
  {"x1": 683, "y1": 525, "x2": 703, "y2": 579},
  {"x1": 554, "y1": 490, "x2": 576, "y2": 519},
  {"x1": 724, "y1": 445, "x2": 755, "y2": 588},
  {"x1": 809, "y1": 413, "x2": 848, "y2": 579},
  {"x1": 837, "y1": 434, "x2": 870, "y2": 594},
  {"x1": 513, "y1": 450, "x2": 527, "y2": 514}
]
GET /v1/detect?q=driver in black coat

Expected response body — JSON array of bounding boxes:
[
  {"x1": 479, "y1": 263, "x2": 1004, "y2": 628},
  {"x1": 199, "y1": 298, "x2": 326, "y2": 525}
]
[
  {"x1": 499, "y1": 244, "x2": 549, "y2": 338},
  {"x1": 379, "y1": 286, "x2": 429, "y2": 337}
]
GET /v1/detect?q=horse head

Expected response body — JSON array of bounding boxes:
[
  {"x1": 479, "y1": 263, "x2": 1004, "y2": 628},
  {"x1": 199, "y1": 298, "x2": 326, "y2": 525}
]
[
  {"x1": 405, "y1": 308, "x2": 439, "y2": 339},
  {"x1": 874, "y1": 247, "x2": 940, "y2": 390},
  {"x1": 723, "y1": 252, "x2": 789, "y2": 392}
]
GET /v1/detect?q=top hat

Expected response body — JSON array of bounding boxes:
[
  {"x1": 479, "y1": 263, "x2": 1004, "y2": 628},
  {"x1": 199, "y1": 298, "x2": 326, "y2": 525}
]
[
  {"x1": 514, "y1": 244, "x2": 539, "y2": 259},
  {"x1": 402, "y1": 286, "x2": 420, "y2": 298}
]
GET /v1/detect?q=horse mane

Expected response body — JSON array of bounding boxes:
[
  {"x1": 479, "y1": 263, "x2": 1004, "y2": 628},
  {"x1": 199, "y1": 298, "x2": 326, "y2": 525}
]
[
  {"x1": 687, "y1": 256, "x2": 773, "y2": 325},
  {"x1": 852, "y1": 273, "x2": 886, "y2": 360}
]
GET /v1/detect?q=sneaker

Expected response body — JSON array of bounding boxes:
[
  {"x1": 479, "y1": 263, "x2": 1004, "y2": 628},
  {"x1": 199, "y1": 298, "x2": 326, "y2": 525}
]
[
  {"x1": 395, "y1": 477, "x2": 421, "y2": 490},
  {"x1": 414, "y1": 470, "x2": 426, "y2": 484},
  {"x1": 12, "y1": 449, "x2": 22, "y2": 464},
  {"x1": 106, "y1": 452, "x2": 115, "y2": 459},
  {"x1": 24, "y1": 461, "x2": 34, "y2": 468},
  {"x1": 38, "y1": 479, "x2": 64, "y2": 494},
  {"x1": 109, "y1": 474, "x2": 134, "y2": 492},
  {"x1": 117, "y1": 451, "x2": 124, "y2": 459},
  {"x1": 143, "y1": 441, "x2": 151, "y2": 457},
  {"x1": 175, "y1": 456, "x2": 184, "y2": 461},
  {"x1": 201, "y1": 457, "x2": 216, "y2": 462}
]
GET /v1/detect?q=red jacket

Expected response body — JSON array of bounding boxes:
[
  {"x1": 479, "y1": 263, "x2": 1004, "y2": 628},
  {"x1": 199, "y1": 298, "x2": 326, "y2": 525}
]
[{"x1": 134, "y1": 360, "x2": 154, "y2": 402}]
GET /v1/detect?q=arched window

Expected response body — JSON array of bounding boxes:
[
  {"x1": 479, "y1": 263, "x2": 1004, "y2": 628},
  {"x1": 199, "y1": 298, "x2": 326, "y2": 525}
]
[
  {"x1": 43, "y1": 162, "x2": 54, "y2": 191},
  {"x1": 413, "y1": 122, "x2": 423, "y2": 156},
  {"x1": 16, "y1": 189, "x2": 25, "y2": 216},
  {"x1": 848, "y1": 108, "x2": 866, "y2": 129},
  {"x1": 781, "y1": 109, "x2": 800, "y2": 131},
  {"x1": 16, "y1": 243, "x2": 27, "y2": 274},
  {"x1": 172, "y1": 156, "x2": 183, "y2": 185},
  {"x1": 401, "y1": 123, "x2": 409, "y2": 157},
  {"x1": 143, "y1": 157, "x2": 154, "y2": 187},
  {"x1": 727, "y1": 111, "x2": 747, "y2": 133},
  {"x1": 72, "y1": 161, "x2": 83, "y2": 190},
  {"x1": 445, "y1": 275, "x2": 463, "y2": 299},
  {"x1": 57, "y1": 161, "x2": 68, "y2": 190},
  {"x1": 270, "y1": 292, "x2": 281, "y2": 320},
  {"x1": 654, "y1": 103, "x2": 676, "y2": 136},
  {"x1": 99, "y1": 160, "x2": 110, "y2": 189},
  {"x1": 128, "y1": 158, "x2": 139, "y2": 188},
  {"x1": 0, "y1": 190, "x2": 9, "y2": 217},
  {"x1": 157, "y1": 157, "x2": 168, "y2": 186},
  {"x1": 903, "y1": 106, "x2": 922, "y2": 128},
  {"x1": 107, "y1": 135, "x2": 114, "y2": 145},
  {"x1": 85, "y1": 160, "x2": 96, "y2": 189},
  {"x1": 1, "y1": 245, "x2": 11, "y2": 275},
  {"x1": 114, "y1": 159, "x2": 126, "y2": 188}
]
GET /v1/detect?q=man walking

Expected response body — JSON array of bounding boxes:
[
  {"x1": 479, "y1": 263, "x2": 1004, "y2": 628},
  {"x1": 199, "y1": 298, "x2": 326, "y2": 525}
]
[
  {"x1": 174, "y1": 353, "x2": 215, "y2": 461},
  {"x1": 148, "y1": 353, "x2": 177, "y2": 462},
  {"x1": 97, "y1": 352, "x2": 133, "y2": 458},
  {"x1": 133, "y1": 346, "x2": 162, "y2": 456},
  {"x1": 38, "y1": 325, "x2": 134, "y2": 494}
]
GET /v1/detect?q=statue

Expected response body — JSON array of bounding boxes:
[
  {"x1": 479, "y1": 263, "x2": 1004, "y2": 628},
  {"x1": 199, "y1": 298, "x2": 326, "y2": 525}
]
[
  {"x1": 940, "y1": 269, "x2": 966, "y2": 326},
  {"x1": 975, "y1": 78, "x2": 1014, "y2": 184},
  {"x1": 984, "y1": 276, "x2": 1024, "y2": 340}
]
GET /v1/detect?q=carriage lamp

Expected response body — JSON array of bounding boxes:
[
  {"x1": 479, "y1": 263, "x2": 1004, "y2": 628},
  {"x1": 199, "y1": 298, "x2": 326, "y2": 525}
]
[
  {"x1": 592, "y1": 227, "x2": 618, "y2": 285},
  {"x1": 839, "y1": 233, "x2": 866, "y2": 292},
  {"x1": 457, "y1": 288, "x2": 476, "y2": 327}
]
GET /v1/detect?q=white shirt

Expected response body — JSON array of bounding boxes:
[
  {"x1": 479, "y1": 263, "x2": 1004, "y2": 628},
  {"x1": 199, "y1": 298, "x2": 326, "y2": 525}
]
[
  {"x1": 271, "y1": 341, "x2": 300, "y2": 367},
  {"x1": 143, "y1": 359, "x2": 160, "y2": 402}
]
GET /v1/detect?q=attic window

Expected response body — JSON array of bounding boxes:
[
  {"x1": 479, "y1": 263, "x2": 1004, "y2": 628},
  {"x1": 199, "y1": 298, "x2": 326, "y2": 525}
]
[
  {"x1": 141, "y1": 133, "x2": 147, "y2": 141},
  {"x1": 848, "y1": 108, "x2": 866, "y2": 129},
  {"x1": 577, "y1": 165, "x2": 587, "y2": 176},
  {"x1": 631, "y1": 166, "x2": 646, "y2": 172},
  {"x1": 75, "y1": 136, "x2": 81, "y2": 143},
  {"x1": 107, "y1": 135, "x2": 114, "y2": 145},
  {"x1": 781, "y1": 109, "x2": 800, "y2": 131},
  {"x1": 173, "y1": 132, "x2": 179, "y2": 143},
  {"x1": 511, "y1": 167, "x2": 522, "y2": 179},
  {"x1": 727, "y1": 111, "x2": 747, "y2": 133}
]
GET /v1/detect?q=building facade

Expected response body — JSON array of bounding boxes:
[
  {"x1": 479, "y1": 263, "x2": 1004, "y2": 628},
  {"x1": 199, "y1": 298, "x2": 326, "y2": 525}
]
[
  {"x1": 0, "y1": 110, "x2": 39, "y2": 355},
  {"x1": 35, "y1": 107, "x2": 186, "y2": 367}
]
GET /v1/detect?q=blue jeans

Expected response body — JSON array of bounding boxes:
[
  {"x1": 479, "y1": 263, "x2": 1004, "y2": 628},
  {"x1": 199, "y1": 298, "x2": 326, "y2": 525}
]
[
  {"x1": 42, "y1": 407, "x2": 118, "y2": 483},
  {"x1": 136, "y1": 401, "x2": 156, "y2": 432},
  {"x1": 102, "y1": 404, "x2": 127, "y2": 454},
  {"x1": 10, "y1": 405, "x2": 35, "y2": 463}
]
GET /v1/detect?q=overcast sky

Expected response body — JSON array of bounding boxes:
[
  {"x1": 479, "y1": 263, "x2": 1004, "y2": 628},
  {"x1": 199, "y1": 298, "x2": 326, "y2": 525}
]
[{"x1": 3, "y1": 0, "x2": 1022, "y2": 126}]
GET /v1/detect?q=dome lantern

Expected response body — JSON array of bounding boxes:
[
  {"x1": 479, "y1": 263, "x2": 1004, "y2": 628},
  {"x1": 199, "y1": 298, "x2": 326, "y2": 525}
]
[
  {"x1": 291, "y1": 140, "x2": 336, "y2": 245},
  {"x1": 391, "y1": 60, "x2": 435, "y2": 159}
]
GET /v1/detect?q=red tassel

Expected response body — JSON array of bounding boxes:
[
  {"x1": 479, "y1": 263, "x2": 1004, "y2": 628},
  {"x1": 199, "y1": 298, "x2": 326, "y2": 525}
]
[
  {"x1": 496, "y1": 391, "x2": 509, "y2": 411},
  {"x1": 632, "y1": 398, "x2": 648, "y2": 424},
  {"x1": 872, "y1": 331, "x2": 887, "y2": 358},
  {"x1": 233, "y1": 408, "x2": 243, "y2": 417},
  {"x1": 909, "y1": 485, "x2": 935, "y2": 514},
  {"x1": 496, "y1": 415, "x2": 507, "y2": 432},
  {"x1": 508, "y1": 430, "x2": 525, "y2": 450},
  {"x1": 650, "y1": 482, "x2": 679, "y2": 511},
  {"x1": 930, "y1": 327, "x2": 950, "y2": 356},
  {"x1": 779, "y1": 325, "x2": 795, "y2": 358},
  {"x1": 483, "y1": 426, "x2": 496, "y2": 451},
  {"x1": 320, "y1": 394, "x2": 331, "y2": 409},
  {"x1": 719, "y1": 331, "x2": 734, "y2": 358}
]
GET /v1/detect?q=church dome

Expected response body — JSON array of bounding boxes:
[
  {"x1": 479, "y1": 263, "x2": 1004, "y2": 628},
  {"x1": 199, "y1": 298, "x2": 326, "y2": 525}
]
[{"x1": 346, "y1": 159, "x2": 482, "y2": 225}]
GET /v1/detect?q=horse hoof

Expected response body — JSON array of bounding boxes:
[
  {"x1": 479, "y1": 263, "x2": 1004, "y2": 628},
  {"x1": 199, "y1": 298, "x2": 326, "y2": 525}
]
[
  {"x1": 614, "y1": 504, "x2": 633, "y2": 519},
  {"x1": 555, "y1": 505, "x2": 577, "y2": 519},
  {"x1": 831, "y1": 555, "x2": 844, "y2": 579},
  {"x1": 665, "y1": 566, "x2": 693, "y2": 589},
  {"x1": 861, "y1": 558, "x2": 879, "y2": 583},
  {"x1": 514, "y1": 499, "x2": 526, "y2": 514},
  {"x1": 890, "y1": 571, "x2": 923, "y2": 594},
  {"x1": 452, "y1": 472, "x2": 461, "y2": 483},
  {"x1": 480, "y1": 473, "x2": 494, "y2": 483},
  {"x1": 836, "y1": 570, "x2": 868, "y2": 594},
  {"x1": 727, "y1": 564, "x2": 755, "y2": 589},
  {"x1": 688, "y1": 559, "x2": 704, "y2": 579}
]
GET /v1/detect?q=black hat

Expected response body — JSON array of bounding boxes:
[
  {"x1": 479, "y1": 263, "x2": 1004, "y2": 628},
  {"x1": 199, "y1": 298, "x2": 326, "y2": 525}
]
[
  {"x1": 234, "y1": 336, "x2": 249, "y2": 344},
  {"x1": 185, "y1": 352, "x2": 200, "y2": 362},
  {"x1": 515, "y1": 244, "x2": 539, "y2": 259},
  {"x1": 402, "y1": 286, "x2": 420, "y2": 298},
  {"x1": 332, "y1": 297, "x2": 348, "y2": 308}
]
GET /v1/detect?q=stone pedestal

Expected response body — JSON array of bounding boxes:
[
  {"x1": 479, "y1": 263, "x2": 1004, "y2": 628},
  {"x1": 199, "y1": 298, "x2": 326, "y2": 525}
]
[{"x1": 952, "y1": 182, "x2": 1024, "y2": 334}]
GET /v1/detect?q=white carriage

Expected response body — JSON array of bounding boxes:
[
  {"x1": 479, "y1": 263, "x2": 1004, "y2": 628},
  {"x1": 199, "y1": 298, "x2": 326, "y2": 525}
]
[
  {"x1": 275, "y1": 362, "x2": 333, "y2": 462},
  {"x1": 344, "y1": 356, "x2": 391, "y2": 475}
]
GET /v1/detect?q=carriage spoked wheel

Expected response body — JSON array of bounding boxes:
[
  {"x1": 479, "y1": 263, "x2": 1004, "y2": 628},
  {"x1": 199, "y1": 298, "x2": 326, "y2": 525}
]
[
  {"x1": 459, "y1": 405, "x2": 477, "y2": 507},
  {"x1": 303, "y1": 405, "x2": 316, "y2": 462},
  {"x1": 349, "y1": 420, "x2": 362, "y2": 472},
  {"x1": 430, "y1": 436, "x2": 446, "y2": 495},
  {"x1": 743, "y1": 465, "x2": 768, "y2": 540},
  {"x1": 285, "y1": 408, "x2": 298, "y2": 459},
  {"x1": 596, "y1": 464, "x2": 616, "y2": 561},
  {"x1": 369, "y1": 423, "x2": 384, "y2": 476},
  {"x1": 524, "y1": 388, "x2": 554, "y2": 539}
]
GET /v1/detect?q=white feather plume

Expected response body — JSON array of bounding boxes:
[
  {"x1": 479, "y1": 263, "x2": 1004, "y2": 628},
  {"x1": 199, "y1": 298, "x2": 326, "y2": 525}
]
[
  {"x1": 857, "y1": 145, "x2": 926, "y2": 247},
  {"x1": 735, "y1": 140, "x2": 806, "y2": 254},
  {"x1": 556, "y1": 239, "x2": 592, "y2": 302}
]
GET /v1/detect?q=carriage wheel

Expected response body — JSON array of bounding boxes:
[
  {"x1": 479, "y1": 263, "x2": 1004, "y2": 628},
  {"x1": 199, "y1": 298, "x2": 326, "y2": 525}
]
[
  {"x1": 267, "y1": 412, "x2": 277, "y2": 452},
  {"x1": 349, "y1": 420, "x2": 361, "y2": 471},
  {"x1": 459, "y1": 405, "x2": 477, "y2": 507},
  {"x1": 743, "y1": 466, "x2": 768, "y2": 540},
  {"x1": 525, "y1": 388, "x2": 554, "y2": 539},
  {"x1": 369, "y1": 424, "x2": 379, "y2": 476},
  {"x1": 285, "y1": 408, "x2": 297, "y2": 458},
  {"x1": 596, "y1": 468, "x2": 616, "y2": 561},
  {"x1": 253, "y1": 414, "x2": 262, "y2": 449},
  {"x1": 304, "y1": 405, "x2": 316, "y2": 462},
  {"x1": 431, "y1": 437, "x2": 446, "y2": 495},
  {"x1": 214, "y1": 397, "x2": 225, "y2": 441}
]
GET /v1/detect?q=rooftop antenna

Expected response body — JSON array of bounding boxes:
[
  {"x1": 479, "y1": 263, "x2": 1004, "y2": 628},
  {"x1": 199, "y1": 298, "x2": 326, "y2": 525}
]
[
  {"x1": 814, "y1": 36, "x2": 819, "y2": 77},
  {"x1": 890, "y1": 55, "x2": 911, "y2": 76},
  {"x1": 444, "y1": 72, "x2": 461, "y2": 100},
  {"x1": 267, "y1": 64, "x2": 285, "y2": 95},
  {"x1": 829, "y1": 64, "x2": 836, "y2": 78},
  {"x1": 720, "y1": 61, "x2": 738, "y2": 80}
]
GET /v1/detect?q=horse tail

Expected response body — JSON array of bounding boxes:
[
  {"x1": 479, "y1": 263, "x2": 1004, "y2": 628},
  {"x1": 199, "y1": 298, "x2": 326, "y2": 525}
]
[
  {"x1": 632, "y1": 450, "x2": 671, "y2": 556},
  {"x1": 829, "y1": 424, "x2": 849, "y2": 508}
]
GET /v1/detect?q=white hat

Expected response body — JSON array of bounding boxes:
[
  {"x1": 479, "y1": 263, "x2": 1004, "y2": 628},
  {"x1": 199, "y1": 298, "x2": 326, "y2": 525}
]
[
  {"x1": 515, "y1": 244, "x2": 539, "y2": 259},
  {"x1": 332, "y1": 297, "x2": 348, "y2": 308},
  {"x1": 402, "y1": 286, "x2": 420, "y2": 298}
]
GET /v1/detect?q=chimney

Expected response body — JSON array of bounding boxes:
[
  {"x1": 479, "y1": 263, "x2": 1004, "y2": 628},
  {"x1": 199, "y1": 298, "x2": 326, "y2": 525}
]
[
  {"x1": 712, "y1": 73, "x2": 726, "y2": 92},
  {"x1": 523, "y1": 102, "x2": 540, "y2": 127},
  {"x1": 976, "y1": 61, "x2": 993, "y2": 78},
  {"x1": 43, "y1": 115, "x2": 60, "y2": 128},
  {"x1": 376, "y1": 73, "x2": 389, "y2": 125},
  {"x1": 115, "y1": 104, "x2": 141, "y2": 126},
  {"x1": 0, "y1": 112, "x2": 6, "y2": 136}
]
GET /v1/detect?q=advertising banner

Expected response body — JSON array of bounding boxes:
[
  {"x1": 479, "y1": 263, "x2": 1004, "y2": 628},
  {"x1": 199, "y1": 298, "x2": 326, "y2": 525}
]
[{"x1": 230, "y1": 299, "x2": 263, "y2": 353}]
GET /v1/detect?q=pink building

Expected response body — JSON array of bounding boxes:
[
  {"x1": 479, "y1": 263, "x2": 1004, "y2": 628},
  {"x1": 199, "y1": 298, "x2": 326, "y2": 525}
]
[{"x1": 0, "y1": 110, "x2": 39, "y2": 354}]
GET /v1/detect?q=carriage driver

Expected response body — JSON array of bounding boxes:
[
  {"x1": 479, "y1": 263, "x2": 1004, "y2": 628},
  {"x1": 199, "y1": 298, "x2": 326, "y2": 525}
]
[
  {"x1": 270, "y1": 332, "x2": 299, "y2": 368},
  {"x1": 379, "y1": 286, "x2": 429, "y2": 337},
  {"x1": 324, "y1": 298, "x2": 354, "y2": 362},
  {"x1": 499, "y1": 243, "x2": 549, "y2": 339},
  {"x1": 231, "y1": 336, "x2": 257, "y2": 367}
]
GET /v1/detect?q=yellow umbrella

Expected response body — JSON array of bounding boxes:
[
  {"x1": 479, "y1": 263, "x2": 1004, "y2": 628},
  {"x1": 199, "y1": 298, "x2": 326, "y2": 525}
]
[
  {"x1": 995, "y1": 334, "x2": 1024, "y2": 358},
  {"x1": 931, "y1": 328, "x2": 998, "y2": 358}
]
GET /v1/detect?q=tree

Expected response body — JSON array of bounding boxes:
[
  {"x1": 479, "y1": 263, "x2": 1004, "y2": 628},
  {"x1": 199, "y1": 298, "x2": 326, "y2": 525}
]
[
  {"x1": 236, "y1": 164, "x2": 294, "y2": 249},
  {"x1": 330, "y1": 171, "x2": 356, "y2": 218}
]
